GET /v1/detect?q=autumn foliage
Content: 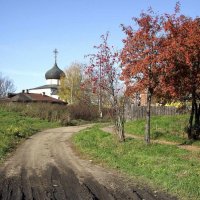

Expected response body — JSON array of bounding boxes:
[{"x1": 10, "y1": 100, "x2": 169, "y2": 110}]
[
  {"x1": 121, "y1": 9, "x2": 163, "y2": 143},
  {"x1": 159, "y1": 10, "x2": 200, "y2": 139},
  {"x1": 120, "y1": 3, "x2": 200, "y2": 141},
  {"x1": 62, "y1": 3, "x2": 199, "y2": 142},
  {"x1": 84, "y1": 32, "x2": 125, "y2": 141},
  {"x1": 121, "y1": 10, "x2": 162, "y2": 96}
]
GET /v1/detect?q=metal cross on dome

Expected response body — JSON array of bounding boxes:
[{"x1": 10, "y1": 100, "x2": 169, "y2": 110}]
[{"x1": 53, "y1": 48, "x2": 58, "y2": 63}]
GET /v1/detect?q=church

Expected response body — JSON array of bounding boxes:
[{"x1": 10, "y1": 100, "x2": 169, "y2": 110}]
[{"x1": 28, "y1": 49, "x2": 65, "y2": 100}]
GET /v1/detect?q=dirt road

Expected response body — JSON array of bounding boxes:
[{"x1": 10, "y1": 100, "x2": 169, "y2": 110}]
[{"x1": 0, "y1": 125, "x2": 177, "y2": 200}]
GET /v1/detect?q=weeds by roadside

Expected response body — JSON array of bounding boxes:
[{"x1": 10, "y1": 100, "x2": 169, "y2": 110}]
[
  {"x1": 72, "y1": 125, "x2": 200, "y2": 200},
  {"x1": 0, "y1": 102, "x2": 112, "y2": 126},
  {"x1": 0, "y1": 109, "x2": 59, "y2": 161}
]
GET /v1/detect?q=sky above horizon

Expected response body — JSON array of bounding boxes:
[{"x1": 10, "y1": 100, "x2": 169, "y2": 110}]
[{"x1": 0, "y1": 0, "x2": 199, "y2": 92}]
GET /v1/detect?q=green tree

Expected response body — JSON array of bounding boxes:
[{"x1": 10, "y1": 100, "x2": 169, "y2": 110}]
[{"x1": 58, "y1": 62, "x2": 83, "y2": 104}]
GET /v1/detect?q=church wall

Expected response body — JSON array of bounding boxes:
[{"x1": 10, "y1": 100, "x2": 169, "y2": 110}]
[
  {"x1": 46, "y1": 79, "x2": 60, "y2": 85},
  {"x1": 28, "y1": 88, "x2": 59, "y2": 99},
  {"x1": 52, "y1": 94, "x2": 59, "y2": 99}
]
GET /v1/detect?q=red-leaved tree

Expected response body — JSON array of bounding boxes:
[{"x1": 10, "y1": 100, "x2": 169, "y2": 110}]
[
  {"x1": 159, "y1": 6, "x2": 200, "y2": 139},
  {"x1": 84, "y1": 32, "x2": 125, "y2": 141},
  {"x1": 121, "y1": 9, "x2": 163, "y2": 144}
]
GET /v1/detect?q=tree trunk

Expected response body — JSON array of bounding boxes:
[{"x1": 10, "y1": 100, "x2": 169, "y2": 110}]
[
  {"x1": 193, "y1": 102, "x2": 200, "y2": 140},
  {"x1": 187, "y1": 100, "x2": 200, "y2": 140},
  {"x1": 98, "y1": 91, "x2": 103, "y2": 118},
  {"x1": 115, "y1": 105, "x2": 125, "y2": 142},
  {"x1": 197, "y1": 103, "x2": 200, "y2": 125},
  {"x1": 113, "y1": 97, "x2": 125, "y2": 142},
  {"x1": 188, "y1": 101, "x2": 194, "y2": 140},
  {"x1": 70, "y1": 84, "x2": 73, "y2": 104},
  {"x1": 145, "y1": 88, "x2": 152, "y2": 144},
  {"x1": 194, "y1": 102, "x2": 200, "y2": 125},
  {"x1": 187, "y1": 89, "x2": 200, "y2": 140},
  {"x1": 99, "y1": 63, "x2": 103, "y2": 118},
  {"x1": 115, "y1": 114, "x2": 125, "y2": 142}
]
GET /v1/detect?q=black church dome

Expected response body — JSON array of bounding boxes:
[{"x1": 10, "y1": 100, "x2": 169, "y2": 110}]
[{"x1": 45, "y1": 62, "x2": 65, "y2": 80}]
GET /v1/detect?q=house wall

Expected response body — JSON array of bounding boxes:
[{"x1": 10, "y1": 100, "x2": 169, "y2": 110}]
[
  {"x1": 140, "y1": 93, "x2": 147, "y2": 106},
  {"x1": 140, "y1": 92, "x2": 158, "y2": 106}
]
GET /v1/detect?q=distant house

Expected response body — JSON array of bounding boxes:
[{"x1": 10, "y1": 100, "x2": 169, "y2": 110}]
[
  {"x1": 1, "y1": 91, "x2": 66, "y2": 104},
  {"x1": 27, "y1": 49, "x2": 65, "y2": 100},
  {"x1": 130, "y1": 90, "x2": 158, "y2": 106},
  {"x1": 140, "y1": 91, "x2": 148, "y2": 106}
]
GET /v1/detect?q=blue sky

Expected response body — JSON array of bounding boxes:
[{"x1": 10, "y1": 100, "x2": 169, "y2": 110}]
[{"x1": 0, "y1": 0, "x2": 199, "y2": 92}]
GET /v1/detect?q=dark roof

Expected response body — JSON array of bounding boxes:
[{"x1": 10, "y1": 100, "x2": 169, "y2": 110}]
[
  {"x1": 7, "y1": 93, "x2": 66, "y2": 104},
  {"x1": 11, "y1": 93, "x2": 31, "y2": 102},
  {"x1": 8, "y1": 93, "x2": 18, "y2": 98},
  {"x1": 45, "y1": 62, "x2": 65, "y2": 80},
  {"x1": 29, "y1": 84, "x2": 58, "y2": 90}
]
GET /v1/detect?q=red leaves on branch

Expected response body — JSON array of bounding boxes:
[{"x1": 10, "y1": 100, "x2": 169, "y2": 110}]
[
  {"x1": 120, "y1": 8, "x2": 164, "y2": 144},
  {"x1": 159, "y1": 11, "x2": 200, "y2": 101},
  {"x1": 121, "y1": 10, "x2": 163, "y2": 97},
  {"x1": 84, "y1": 32, "x2": 121, "y2": 98},
  {"x1": 121, "y1": 3, "x2": 200, "y2": 102},
  {"x1": 159, "y1": 10, "x2": 200, "y2": 139},
  {"x1": 120, "y1": 3, "x2": 200, "y2": 140}
]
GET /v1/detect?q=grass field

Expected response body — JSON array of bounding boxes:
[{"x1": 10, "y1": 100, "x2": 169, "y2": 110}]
[
  {"x1": 0, "y1": 109, "x2": 59, "y2": 161},
  {"x1": 72, "y1": 124, "x2": 200, "y2": 200},
  {"x1": 125, "y1": 115, "x2": 189, "y2": 143}
]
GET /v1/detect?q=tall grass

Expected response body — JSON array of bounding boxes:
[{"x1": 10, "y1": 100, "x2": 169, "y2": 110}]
[
  {"x1": 0, "y1": 102, "x2": 69, "y2": 124},
  {"x1": 0, "y1": 102, "x2": 112, "y2": 125}
]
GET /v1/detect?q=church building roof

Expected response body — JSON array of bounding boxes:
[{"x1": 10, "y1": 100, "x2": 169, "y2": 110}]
[
  {"x1": 45, "y1": 62, "x2": 65, "y2": 80},
  {"x1": 45, "y1": 49, "x2": 65, "y2": 80},
  {"x1": 29, "y1": 84, "x2": 58, "y2": 90}
]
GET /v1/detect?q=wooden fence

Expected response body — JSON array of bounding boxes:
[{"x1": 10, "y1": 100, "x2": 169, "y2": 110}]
[{"x1": 125, "y1": 105, "x2": 178, "y2": 121}]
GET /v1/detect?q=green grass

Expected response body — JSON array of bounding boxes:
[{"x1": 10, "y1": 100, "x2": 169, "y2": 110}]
[
  {"x1": 0, "y1": 109, "x2": 59, "y2": 161},
  {"x1": 72, "y1": 125, "x2": 200, "y2": 200},
  {"x1": 125, "y1": 115, "x2": 189, "y2": 143}
]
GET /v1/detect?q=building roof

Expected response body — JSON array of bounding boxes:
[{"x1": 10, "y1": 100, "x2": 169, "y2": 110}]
[
  {"x1": 6, "y1": 93, "x2": 66, "y2": 104},
  {"x1": 29, "y1": 84, "x2": 58, "y2": 90},
  {"x1": 45, "y1": 62, "x2": 65, "y2": 80}
]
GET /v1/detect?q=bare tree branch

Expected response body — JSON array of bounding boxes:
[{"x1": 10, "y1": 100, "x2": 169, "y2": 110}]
[{"x1": 0, "y1": 73, "x2": 16, "y2": 97}]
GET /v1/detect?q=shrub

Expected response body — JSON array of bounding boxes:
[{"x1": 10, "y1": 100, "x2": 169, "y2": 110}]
[
  {"x1": 67, "y1": 101, "x2": 99, "y2": 121},
  {"x1": 6, "y1": 125, "x2": 38, "y2": 138},
  {"x1": 0, "y1": 102, "x2": 69, "y2": 124},
  {"x1": 0, "y1": 101, "x2": 112, "y2": 124}
]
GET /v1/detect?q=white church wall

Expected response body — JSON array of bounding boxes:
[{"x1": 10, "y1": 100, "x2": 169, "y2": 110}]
[
  {"x1": 28, "y1": 88, "x2": 59, "y2": 99},
  {"x1": 46, "y1": 79, "x2": 59, "y2": 85},
  {"x1": 52, "y1": 94, "x2": 59, "y2": 99}
]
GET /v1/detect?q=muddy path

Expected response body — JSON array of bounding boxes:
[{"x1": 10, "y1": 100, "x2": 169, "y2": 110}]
[{"x1": 0, "y1": 125, "x2": 177, "y2": 200}]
